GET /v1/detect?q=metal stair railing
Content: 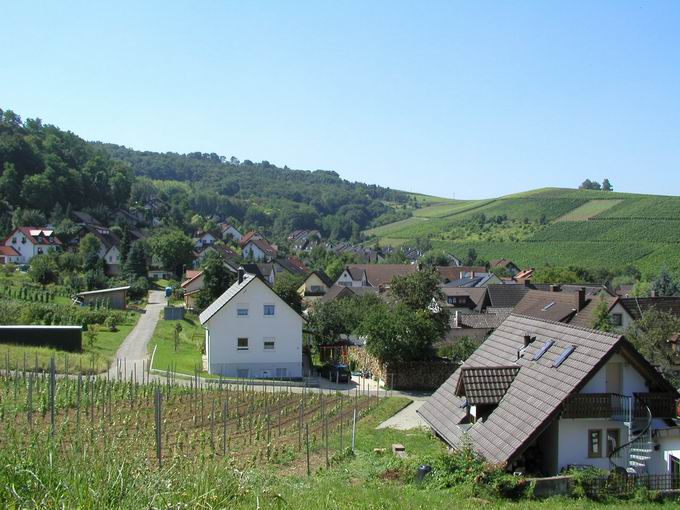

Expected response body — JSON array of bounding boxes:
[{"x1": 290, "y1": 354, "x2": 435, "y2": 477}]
[{"x1": 609, "y1": 395, "x2": 653, "y2": 474}]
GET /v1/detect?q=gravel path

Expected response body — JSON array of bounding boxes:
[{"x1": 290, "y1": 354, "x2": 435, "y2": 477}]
[{"x1": 108, "y1": 290, "x2": 166, "y2": 378}]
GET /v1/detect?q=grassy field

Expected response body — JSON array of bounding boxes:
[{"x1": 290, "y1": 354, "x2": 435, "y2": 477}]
[
  {"x1": 365, "y1": 187, "x2": 680, "y2": 277},
  {"x1": 149, "y1": 312, "x2": 205, "y2": 375}
]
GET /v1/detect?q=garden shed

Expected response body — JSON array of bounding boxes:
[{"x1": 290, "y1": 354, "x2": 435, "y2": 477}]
[{"x1": 75, "y1": 286, "x2": 130, "y2": 310}]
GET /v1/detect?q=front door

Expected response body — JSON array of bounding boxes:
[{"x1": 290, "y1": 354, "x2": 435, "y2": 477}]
[{"x1": 606, "y1": 363, "x2": 623, "y2": 394}]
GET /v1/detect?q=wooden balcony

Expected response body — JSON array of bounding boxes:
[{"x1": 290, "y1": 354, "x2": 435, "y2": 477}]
[{"x1": 561, "y1": 393, "x2": 678, "y2": 420}]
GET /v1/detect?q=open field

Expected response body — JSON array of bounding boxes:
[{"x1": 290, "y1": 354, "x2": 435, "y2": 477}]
[{"x1": 365, "y1": 188, "x2": 680, "y2": 276}]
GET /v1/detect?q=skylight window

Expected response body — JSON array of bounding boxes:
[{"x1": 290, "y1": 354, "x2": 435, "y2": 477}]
[
  {"x1": 532, "y1": 340, "x2": 554, "y2": 361},
  {"x1": 542, "y1": 301, "x2": 556, "y2": 311},
  {"x1": 552, "y1": 345, "x2": 576, "y2": 368}
]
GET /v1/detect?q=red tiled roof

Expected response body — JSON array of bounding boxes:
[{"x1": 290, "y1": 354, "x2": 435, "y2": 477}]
[
  {"x1": 0, "y1": 246, "x2": 20, "y2": 256},
  {"x1": 5, "y1": 227, "x2": 62, "y2": 246}
]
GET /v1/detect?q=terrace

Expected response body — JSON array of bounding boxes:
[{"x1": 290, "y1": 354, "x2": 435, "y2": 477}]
[{"x1": 561, "y1": 392, "x2": 678, "y2": 420}]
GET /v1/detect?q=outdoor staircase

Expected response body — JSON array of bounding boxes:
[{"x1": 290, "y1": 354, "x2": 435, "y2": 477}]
[{"x1": 609, "y1": 395, "x2": 653, "y2": 475}]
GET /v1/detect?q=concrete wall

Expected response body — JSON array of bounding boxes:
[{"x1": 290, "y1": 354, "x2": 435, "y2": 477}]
[
  {"x1": 648, "y1": 435, "x2": 680, "y2": 475},
  {"x1": 204, "y1": 278, "x2": 302, "y2": 378}
]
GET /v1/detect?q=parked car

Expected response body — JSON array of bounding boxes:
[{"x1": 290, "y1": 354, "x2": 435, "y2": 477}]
[{"x1": 321, "y1": 362, "x2": 351, "y2": 383}]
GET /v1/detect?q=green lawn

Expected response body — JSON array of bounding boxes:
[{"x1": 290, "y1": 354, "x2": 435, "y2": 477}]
[
  {"x1": 149, "y1": 312, "x2": 205, "y2": 374},
  {"x1": 0, "y1": 314, "x2": 139, "y2": 374}
]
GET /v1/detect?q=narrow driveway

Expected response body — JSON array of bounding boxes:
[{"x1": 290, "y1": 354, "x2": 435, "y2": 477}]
[
  {"x1": 377, "y1": 399, "x2": 428, "y2": 430},
  {"x1": 108, "y1": 290, "x2": 166, "y2": 379}
]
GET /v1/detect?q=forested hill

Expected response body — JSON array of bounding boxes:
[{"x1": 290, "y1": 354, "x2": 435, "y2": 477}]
[
  {"x1": 0, "y1": 108, "x2": 410, "y2": 241},
  {"x1": 94, "y1": 142, "x2": 410, "y2": 240}
]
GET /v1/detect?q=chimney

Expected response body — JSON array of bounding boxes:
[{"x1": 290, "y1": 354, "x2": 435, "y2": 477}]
[
  {"x1": 237, "y1": 266, "x2": 245, "y2": 284},
  {"x1": 550, "y1": 284, "x2": 561, "y2": 292},
  {"x1": 453, "y1": 310, "x2": 460, "y2": 328},
  {"x1": 523, "y1": 279, "x2": 532, "y2": 287},
  {"x1": 523, "y1": 334, "x2": 533, "y2": 347},
  {"x1": 577, "y1": 287, "x2": 586, "y2": 310}
]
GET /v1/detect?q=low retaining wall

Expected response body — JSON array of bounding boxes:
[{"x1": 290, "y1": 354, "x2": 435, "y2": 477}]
[
  {"x1": 0, "y1": 325, "x2": 82, "y2": 351},
  {"x1": 527, "y1": 476, "x2": 574, "y2": 498},
  {"x1": 348, "y1": 347, "x2": 458, "y2": 390}
]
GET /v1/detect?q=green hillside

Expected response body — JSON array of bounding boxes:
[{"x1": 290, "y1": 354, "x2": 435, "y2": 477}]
[{"x1": 364, "y1": 188, "x2": 680, "y2": 277}]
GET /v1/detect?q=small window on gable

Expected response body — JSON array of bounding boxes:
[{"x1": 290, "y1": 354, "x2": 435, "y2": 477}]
[
  {"x1": 237, "y1": 338, "x2": 249, "y2": 350},
  {"x1": 611, "y1": 313, "x2": 622, "y2": 326},
  {"x1": 11, "y1": 237, "x2": 16, "y2": 244},
  {"x1": 237, "y1": 307, "x2": 249, "y2": 317},
  {"x1": 264, "y1": 304, "x2": 275, "y2": 316},
  {"x1": 264, "y1": 339, "x2": 275, "y2": 350}
]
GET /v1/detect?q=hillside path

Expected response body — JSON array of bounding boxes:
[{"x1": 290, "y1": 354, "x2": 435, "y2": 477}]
[{"x1": 108, "y1": 290, "x2": 165, "y2": 379}]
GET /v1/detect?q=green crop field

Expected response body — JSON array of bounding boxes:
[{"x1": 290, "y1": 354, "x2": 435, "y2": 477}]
[
  {"x1": 556, "y1": 199, "x2": 623, "y2": 221},
  {"x1": 364, "y1": 188, "x2": 680, "y2": 277}
]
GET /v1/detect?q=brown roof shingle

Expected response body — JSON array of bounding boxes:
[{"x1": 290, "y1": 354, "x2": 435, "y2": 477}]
[{"x1": 456, "y1": 366, "x2": 520, "y2": 405}]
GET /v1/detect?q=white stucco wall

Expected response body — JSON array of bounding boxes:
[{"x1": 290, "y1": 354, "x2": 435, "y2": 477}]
[
  {"x1": 242, "y1": 242, "x2": 266, "y2": 261},
  {"x1": 557, "y1": 419, "x2": 627, "y2": 471},
  {"x1": 204, "y1": 278, "x2": 303, "y2": 378},
  {"x1": 4, "y1": 232, "x2": 57, "y2": 263},
  {"x1": 608, "y1": 302, "x2": 635, "y2": 330},
  {"x1": 336, "y1": 269, "x2": 363, "y2": 287},
  {"x1": 580, "y1": 354, "x2": 649, "y2": 395},
  {"x1": 647, "y1": 435, "x2": 680, "y2": 475}
]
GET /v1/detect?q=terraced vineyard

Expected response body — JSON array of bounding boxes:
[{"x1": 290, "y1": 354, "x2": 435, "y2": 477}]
[{"x1": 365, "y1": 188, "x2": 680, "y2": 276}]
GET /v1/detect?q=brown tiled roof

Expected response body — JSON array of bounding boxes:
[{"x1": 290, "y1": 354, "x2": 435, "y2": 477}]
[
  {"x1": 5, "y1": 227, "x2": 62, "y2": 246},
  {"x1": 437, "y1": 266, "x2": 486, "y2": 283},
  {"x1": 346, "y1": 264, "x2": 417, "y2": 287},
  {"x1": 458, "y1": 310, "x2": 512, "y2": 329},
  {"x1": 513, "y1": 290, "x2": 581, "y2": 322},
  {"x1": 491, "y1": 259, "x2": 517, "y2": 269},
  {"x1": 319, "y1": 284, "x2": 380, "y2": 304},
  {"x1": 418, "y1": 314, "x2": 676, "y2": 466},
  {"x1": 441, "y1": 287, "x2": 488, "y2": 309},
  {"x1": 0, "y1": 246, "x2": 20, "y2": 256},
  {"x1": 456, "y1": 366, "x2": 520, "y2": 405},
  {"x1": 568, "y1": 293, "x2": 619, "y2": 329},
  {"x1": 619, "y1": 297, "x2": 680, "y2": 320}
]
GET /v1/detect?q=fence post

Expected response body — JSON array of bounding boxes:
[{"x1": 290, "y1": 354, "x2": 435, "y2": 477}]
[
  {"x1": 49, "y1": 357, "x2": 56, "y2": 437},
  {"x1": 305, "y1": 423, "x2": 311, "y2": 476},
  {"x1": 154, "y1": 388, "x2": 162, "y2": 467},
  {"x1": 352, "y1": 408, "x2": 357, "y2": 452},
  {"x1": 223, "y1": 400, "x2": 228, "y2": 456}
]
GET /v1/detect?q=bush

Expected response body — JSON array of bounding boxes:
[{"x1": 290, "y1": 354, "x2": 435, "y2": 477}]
[
  {"x1": 128, "y1": 277, "x2": 149, "y2": 301},
  {"x1": 103, "y1": 315, "x2": 118, "y2": 332}
]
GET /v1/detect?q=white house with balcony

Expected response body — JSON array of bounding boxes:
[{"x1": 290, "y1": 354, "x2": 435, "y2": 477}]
[
  {"x1": 199, "y1": 268, "x2": 303, "y2": 379},
  {"x1": 419, "y1": 315, "x2": 680, "y2": 478}
]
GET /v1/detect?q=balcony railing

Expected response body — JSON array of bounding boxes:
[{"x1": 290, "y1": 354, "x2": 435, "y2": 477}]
[{"x1": 562, "y1": 393, "x2": 677, "y2": 420}]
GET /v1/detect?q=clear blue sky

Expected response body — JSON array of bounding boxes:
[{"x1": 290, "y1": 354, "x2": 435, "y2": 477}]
[{"x1": 2, "y1": 1, "x2": 679, "y2": 199}]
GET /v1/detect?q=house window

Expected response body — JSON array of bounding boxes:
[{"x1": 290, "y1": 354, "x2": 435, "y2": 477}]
[
  {"x1": 264, "y1": 339, "x2": 275, "y2": 351},
  {"x1": 264, "y1": 304, "x2": 275, "y2": 316},
  {"x1": 237, "y1": 338, "x2": 249, "y2": 350},
  {"x1": 447, "y1": 296, "x2": 455, "y2": 305},
  {"x1": 237, "y1": 307, "x2": 249, "y2": 317},
  {"x1": 11, "y1": 237, "x2": 16, "y2": 244},
  {"x1": 611, "y1": 314, "x2": 623, "y2": 326},
  {"x1": 237, "y1": 368, "x2": 249, "y2": 378},
  {"x1": 588, "y1": 429, "x2": 602, "y2": 458},
  {"x1": 607, "y1": 429, "x2": 620, "y2": 457},
  {"x1": 310, "y1": 285, "x2": 324, "y2": 293},
  {"x1": 37, "y1": 247, "x2": 43, "y2": 254}
]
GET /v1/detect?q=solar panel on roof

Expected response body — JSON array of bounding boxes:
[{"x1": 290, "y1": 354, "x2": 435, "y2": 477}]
[
  {"x1": 542, "y1": 301, "x2": 556, "y2": 311},
  {"x1": 552, "y1": 345, "x2": 575, "y2": 368},
  {"x1": 532, "y1": 339, "x2": 554, "y2": 361}
]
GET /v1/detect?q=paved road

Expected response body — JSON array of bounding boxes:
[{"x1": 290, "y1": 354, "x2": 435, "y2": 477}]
[
  {"x1": 377, "y1": 399, "x2": 428, "y2": 430},
  {"x1": 108, "y1": 290, "x2": 166, "y2": 379}
]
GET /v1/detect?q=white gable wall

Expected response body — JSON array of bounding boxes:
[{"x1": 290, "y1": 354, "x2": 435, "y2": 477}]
[
  {"x1": 242, "y1": 242, "x2": 267, "y2": 261},
  {"x1": 204, "y1": 278, "x2": 302, "y2": 378}
]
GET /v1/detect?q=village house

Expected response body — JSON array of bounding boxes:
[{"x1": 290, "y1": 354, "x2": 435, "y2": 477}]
[
  {"x1": 490, "y1": 258, "x2": 521, "y2": 276},
  {"x1": 199, "y1": 269, "x2": 303, "y2": 379},
  {"x1": 287, "y1": 229, "x2": 322, "y2": 252},
  {"x1": 242, "y1": 238, "x2": 277, "y2": 262},
  {"x1": 219, "y1": 222, "x2": 242, "y2": 242},
  {"x1": 181, "y1": 270, "x2": 204, "y2": 309},
  {"x1": 193, "y1": 244, "x2": 239, "y2": 268},
  {"x1": 335, "y1": 264, "x2": 418, "y2": 289},
  {"x1": 2, "y1": 227, "x2": 62, "y2": 264},
  {"x1": 193, "y1": 232, "x2": 217, "y2": 250},
  {"x1": 73, "y1": 225, "x2": 123, "y2": 276},
  {"x1": 419, "y1": 314, "x2": 680, "y2": 476},
  {"x1": 443, "y1": 272, "x2": 503, "y2": 288},
  {"x1": 436, "y1": 266, "x2": 487, "y2": 284},
  {"x1": 297, "y1": 270, "x2": 333, "y2": 304}
]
